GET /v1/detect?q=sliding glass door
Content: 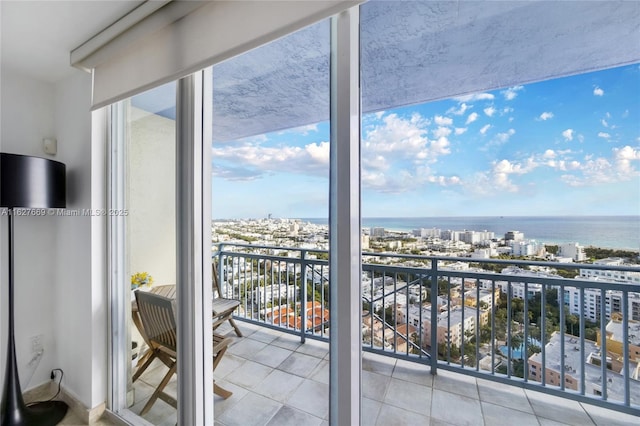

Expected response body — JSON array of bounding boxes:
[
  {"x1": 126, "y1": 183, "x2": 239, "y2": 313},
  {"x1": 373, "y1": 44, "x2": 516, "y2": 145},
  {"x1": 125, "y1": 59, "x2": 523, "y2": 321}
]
[{"x1": 109, "y1": 82, "x2": 180, "y2": 425}]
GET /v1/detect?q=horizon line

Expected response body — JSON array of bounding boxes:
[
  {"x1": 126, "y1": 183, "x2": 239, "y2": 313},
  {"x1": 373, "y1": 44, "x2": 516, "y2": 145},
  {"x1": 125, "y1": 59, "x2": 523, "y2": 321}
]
[{"x1": 212, "y1": 214, "x2": 640, "y2": 220}]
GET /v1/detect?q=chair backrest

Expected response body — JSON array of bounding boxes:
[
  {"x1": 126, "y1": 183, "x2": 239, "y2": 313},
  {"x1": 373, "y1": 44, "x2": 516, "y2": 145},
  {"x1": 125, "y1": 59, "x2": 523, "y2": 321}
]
[{"x1": 135, "y1": 291, "x2": 177, "y2": 352}]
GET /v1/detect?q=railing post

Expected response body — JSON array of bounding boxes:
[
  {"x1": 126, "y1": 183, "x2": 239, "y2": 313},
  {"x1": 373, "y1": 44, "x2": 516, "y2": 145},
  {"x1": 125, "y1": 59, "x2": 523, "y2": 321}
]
[
  {"x1": 300, "y1": 249, "x2": 308, "y2": 344},
  {"x1": 430, "y1": 258, "x2": 438, "y2": 375}
]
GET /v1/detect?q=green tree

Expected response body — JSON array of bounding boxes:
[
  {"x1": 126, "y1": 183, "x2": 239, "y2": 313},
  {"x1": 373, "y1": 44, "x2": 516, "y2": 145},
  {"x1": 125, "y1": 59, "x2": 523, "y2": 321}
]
[{"x1": 566, "y1": 312, "x2": 579, "y2": 336}]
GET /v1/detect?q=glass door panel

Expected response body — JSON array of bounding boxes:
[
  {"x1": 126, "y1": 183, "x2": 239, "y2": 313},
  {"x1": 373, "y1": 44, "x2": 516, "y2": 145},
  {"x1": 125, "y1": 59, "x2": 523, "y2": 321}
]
[
  {"x1": 209, "y1": 19, "x2": 331, "y2": 423},
  {"x1": 111, "y1": 81, "x2": 179, "y2": 425}
]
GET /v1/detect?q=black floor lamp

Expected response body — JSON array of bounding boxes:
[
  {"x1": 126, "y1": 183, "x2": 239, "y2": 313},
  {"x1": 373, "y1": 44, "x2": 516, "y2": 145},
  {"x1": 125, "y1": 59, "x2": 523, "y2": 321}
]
[{"x1": 1, "y1": 153, "x2": 69, "y2": 425}]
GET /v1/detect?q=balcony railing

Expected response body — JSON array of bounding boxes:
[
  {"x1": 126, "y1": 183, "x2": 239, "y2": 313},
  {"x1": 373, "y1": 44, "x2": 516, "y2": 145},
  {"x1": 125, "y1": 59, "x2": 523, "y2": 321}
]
[{"x1": 215, "y1": 243, "x2": 640, "y2": 416}]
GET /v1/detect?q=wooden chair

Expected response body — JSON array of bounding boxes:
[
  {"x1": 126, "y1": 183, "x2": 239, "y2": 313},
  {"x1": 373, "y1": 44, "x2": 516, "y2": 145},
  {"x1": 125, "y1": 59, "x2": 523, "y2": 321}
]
[
  {"x1": 134, "y1": 291, "x2": 233, "y2": 415},
  {"x1": 212, "y1": 262, "x2": 243, "y2": 337},
  {"x1": 134, "y1": 291, "x2": 177, "y2": 415},
  {"x1": 132, "y1": 285, "x2": 176, "y2": 376}
]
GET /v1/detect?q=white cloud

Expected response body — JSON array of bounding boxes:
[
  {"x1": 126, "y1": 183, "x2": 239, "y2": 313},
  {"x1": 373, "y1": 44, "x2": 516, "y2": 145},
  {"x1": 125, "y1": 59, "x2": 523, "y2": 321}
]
[
  {"x1": 593, "y1": 86, "x2": 604, "y2": 96},
  {"x1": 538, "y1": 112, "x2": 554, "y2": 121},
  {"x1": 562, "y1": 129, "x2": 574, "y2": 141},
  {"x1": 598, "y1": 132, "x2": 611, "y2": 139},
  {"x1": 434, "y1": 115, "x2": 453, "y2": 126},
  {"x1": 453, "y1": 93, "x2": 495, "y2": 102},
  {"x1": 495, "y1": 129, "x2": 516, "y2": 143},
  {"x1": 212, "y1": 140, "x2": 330, "y2": 180},
  {"x1": 542, "y1": 149, "x2": 556, "y2": 159},
  {"x1": 546, "y1": 159, "x2": 581, "y2": 172},
  {"x1": 480, "y1": 129, "x2": 516, "y2": 151},
  {"x1": 502, "y1": 85, "x2": 524, "y2": 100},
  {"x1": 454, "y1": 127, "x2": 467, "y2": 135},
  {"x1": 447, "y1": 103, "x2": 470, "y2": 115},
  {"x1": 484, "y1": 106, "x2": 496, "y2": 117},
  {"x1": 493, "y1": 158, "x2": 536, "y2": 175},
  {"x1": 558, "y1": 145, "x2": 639, "y2": 186},
  {"x1": 601, "y1": 118, "x2": 609, "y2": 128},
  {"x1": 359, "y1": 113, "x2": 459, "y2": 192},
  {"x1": 306, "y1": 141, "x2": 330, "y2": 164},
  {"x1": 466, "y1": 112, "x2": 478, "y2": 125},
  {"x1": 426, "y1": 175, "x2": 462, "y2": 186},
  {"x1": 613, "y1": 145, "x2": 640, "y2": 175},
  {"x1": 470, "y1": 157, "x2": 537, "y2": 194},
  {"x1": 433, "y1": 126, "x2": 452, "y2": 138}
]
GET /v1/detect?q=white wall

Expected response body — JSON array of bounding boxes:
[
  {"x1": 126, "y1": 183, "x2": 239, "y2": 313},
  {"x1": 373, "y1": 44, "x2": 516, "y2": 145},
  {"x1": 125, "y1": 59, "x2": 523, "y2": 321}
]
[
  {"x1": 0, "y1": 65, "x2": 59, "y2": 390},
  {"x1": 53, "y1": 70, "x2": 107, "y2": 410},
  {"x1": 128, "y1": 106, "x2": 176, "y2": 287},
  {"x1": 0, "y1": 65, "x2": 106, "y2": 410}
]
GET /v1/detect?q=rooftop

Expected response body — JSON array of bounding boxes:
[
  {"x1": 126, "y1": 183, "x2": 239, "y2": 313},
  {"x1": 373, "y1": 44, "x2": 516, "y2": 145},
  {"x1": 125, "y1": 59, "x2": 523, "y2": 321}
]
[
  {"x1": 607, "y1": 320, "x2": 640, "y2": 347},
  {"x1": 530, "y1": 332, "x2": 640, "y2": 407}
]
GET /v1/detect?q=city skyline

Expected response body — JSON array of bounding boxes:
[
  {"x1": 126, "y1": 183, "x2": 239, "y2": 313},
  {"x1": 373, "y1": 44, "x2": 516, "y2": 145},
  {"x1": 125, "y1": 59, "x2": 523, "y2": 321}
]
[{"x1": 211, "y1": 64, "x2": 639, "y2": 219}]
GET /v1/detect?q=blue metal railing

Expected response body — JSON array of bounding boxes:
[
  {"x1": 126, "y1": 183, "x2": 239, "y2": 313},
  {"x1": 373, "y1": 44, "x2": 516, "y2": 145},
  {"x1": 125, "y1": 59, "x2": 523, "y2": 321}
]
[{"x1": 214, "y1": 243, "x2": 640, "y2": 416}]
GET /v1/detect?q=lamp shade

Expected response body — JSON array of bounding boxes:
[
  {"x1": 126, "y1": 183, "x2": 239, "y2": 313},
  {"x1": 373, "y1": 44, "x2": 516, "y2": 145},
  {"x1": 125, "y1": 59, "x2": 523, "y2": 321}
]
[{"x1": 0, "y1": 153, "x2": 66, "y2": 208}]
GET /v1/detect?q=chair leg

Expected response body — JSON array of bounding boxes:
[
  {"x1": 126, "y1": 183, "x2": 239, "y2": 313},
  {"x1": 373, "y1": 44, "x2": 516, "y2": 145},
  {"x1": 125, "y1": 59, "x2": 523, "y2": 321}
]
[
  {"x1": 229, "y1": 318, "x2": 243, "y2": 337},
  {"x1": 212, "y1": 344, "x2": 228, "y2": 372},
  {"x1": 140, "y1": 362, "x2": 177, "y2": 415},
  {"x1": 214, "y1": 383, "x2": 233, "y2": 399},
  {"x1": 135, "y1": 347, "x2": 152, "y2": 368},
  {"x1": 132, "y1": 350, "x2": 157, "y2": 382},
  {"x1": 212, "y1": 334, "x2": 232, "y2": 399}
]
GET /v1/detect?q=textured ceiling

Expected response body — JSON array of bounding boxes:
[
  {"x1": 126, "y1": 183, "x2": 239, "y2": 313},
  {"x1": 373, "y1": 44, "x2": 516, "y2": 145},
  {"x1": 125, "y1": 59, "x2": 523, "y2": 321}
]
[{"x1": 130, "y1": 1, "x2": 640, "y2": 143}]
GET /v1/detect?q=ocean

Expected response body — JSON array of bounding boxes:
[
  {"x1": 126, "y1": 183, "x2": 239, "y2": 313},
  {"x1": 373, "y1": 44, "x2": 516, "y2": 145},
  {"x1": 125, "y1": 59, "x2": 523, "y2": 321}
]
[{"x1": 301, "y1": 216, "x2": 640, "y2": 251}]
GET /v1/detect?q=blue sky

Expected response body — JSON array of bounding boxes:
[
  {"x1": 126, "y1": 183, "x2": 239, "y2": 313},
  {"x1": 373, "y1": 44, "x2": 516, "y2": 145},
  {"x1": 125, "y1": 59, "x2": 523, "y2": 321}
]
[{"x1": 211, "y1": 64, "x2": 640, "y2": 219}]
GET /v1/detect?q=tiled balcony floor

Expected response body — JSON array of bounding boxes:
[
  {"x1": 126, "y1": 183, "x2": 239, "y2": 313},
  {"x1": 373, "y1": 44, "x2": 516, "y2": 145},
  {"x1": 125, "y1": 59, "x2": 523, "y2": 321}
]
[{"x1": 131, "y1": 321, "x2": 639, "y2": 426}]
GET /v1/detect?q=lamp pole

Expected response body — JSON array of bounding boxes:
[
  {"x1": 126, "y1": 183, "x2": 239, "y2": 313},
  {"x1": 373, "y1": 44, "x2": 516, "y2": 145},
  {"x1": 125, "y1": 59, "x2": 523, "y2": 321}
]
[{"x1": 1, "y1": 210, "x2": 68, "y2": 425}]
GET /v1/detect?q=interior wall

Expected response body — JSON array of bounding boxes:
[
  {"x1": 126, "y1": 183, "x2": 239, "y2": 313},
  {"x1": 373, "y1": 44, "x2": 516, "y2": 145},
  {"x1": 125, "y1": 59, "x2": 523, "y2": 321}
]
[
  {"x1": 0, "y1": 65, "x2": 60, "y2": 390},
  {"x1": 53, "y1": 70, "x2": 106, "y2": 410},
  {"x1": 0, "y1": 64, "x2": 104, "y2": 411}
]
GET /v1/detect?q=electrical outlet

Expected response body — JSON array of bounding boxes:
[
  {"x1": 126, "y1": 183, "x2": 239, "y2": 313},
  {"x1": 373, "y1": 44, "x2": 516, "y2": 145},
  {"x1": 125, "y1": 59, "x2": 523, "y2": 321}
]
[{"x1": 30, "y1": 334, "x2": 44, "y2": 355}]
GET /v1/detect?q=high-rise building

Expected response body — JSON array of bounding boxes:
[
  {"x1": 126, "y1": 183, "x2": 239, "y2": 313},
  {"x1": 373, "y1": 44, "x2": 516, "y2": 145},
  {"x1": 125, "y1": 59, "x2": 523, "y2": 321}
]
[
  {"x1": 558, "y1": 242, "x2": 586, "y2": 262},
  {"x1": 505, "y1": 230, "x2": 524, "y2": 241}
]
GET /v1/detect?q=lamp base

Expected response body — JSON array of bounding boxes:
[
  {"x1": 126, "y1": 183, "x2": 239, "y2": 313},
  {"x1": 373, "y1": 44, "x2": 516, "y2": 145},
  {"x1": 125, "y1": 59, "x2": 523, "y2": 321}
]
[{"x1": 3, "y1": 400, "x2": 69, "y2": 426}]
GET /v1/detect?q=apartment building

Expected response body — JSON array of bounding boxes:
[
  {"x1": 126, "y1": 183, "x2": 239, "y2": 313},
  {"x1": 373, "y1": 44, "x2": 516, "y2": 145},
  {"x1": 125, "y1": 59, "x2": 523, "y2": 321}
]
[
  {"x1": 529, "y1": 333, "x2": 640, "y2": 405},
  {"x1": 505, "y1": 231, "x2": 525, "y2": 242},
  {"x1": 558, "y1": 242, "x2": 587, "y2": 262},
  {"x1": 580, "y1": 258, "x2": 640, "y2": 285},
  {"x1": 597, "y1": 318, "x2": 640, "y2": 362},
  {"x1": 396, "y1": 305, "x2": 486, "y2": 348},
  {"x1": 564, "y1": 263, "x2": 640, "y2": 321},
  {"x1": 510, "y1": 240, "x2": 546, "y2": 257}
]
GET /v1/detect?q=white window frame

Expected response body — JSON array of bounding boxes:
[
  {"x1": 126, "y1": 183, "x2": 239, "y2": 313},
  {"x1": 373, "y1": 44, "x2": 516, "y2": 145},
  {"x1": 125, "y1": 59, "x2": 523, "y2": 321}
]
[
  {"x1": 107, "y1": 6, "x2": 363, "y2": 423},
  {"x1": 107, "y1": 72, "x2": 212, "y2": 424}
]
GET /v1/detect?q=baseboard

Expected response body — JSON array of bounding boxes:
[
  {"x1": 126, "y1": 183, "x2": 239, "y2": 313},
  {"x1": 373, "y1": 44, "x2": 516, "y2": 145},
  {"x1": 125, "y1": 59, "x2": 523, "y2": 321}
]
[
  {"x1": 23, "y1": 381, "x2": 107, "y2": 424},
  {"x1": 60, "y1": 388, "x2": 106, "y2": 424}
]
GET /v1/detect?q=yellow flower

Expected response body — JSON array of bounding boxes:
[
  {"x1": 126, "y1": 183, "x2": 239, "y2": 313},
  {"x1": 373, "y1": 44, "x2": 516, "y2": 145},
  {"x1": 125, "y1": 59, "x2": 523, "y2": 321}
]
[{"x1": 131, "y1": 272, "x2": 153, "y2": 290}]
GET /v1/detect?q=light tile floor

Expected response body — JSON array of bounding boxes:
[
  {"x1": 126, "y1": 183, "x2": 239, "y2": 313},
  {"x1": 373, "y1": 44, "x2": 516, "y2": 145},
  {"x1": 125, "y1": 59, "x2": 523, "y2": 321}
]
[{"x1": 128, "y1": 321, "x2": 639, "y2": 426}]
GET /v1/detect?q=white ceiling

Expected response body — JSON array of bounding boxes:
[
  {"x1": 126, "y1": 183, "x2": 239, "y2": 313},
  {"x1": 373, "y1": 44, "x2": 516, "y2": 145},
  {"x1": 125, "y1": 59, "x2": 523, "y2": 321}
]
[{"x1": 0, "y1": 0, "x2": 142, "y2": 82}]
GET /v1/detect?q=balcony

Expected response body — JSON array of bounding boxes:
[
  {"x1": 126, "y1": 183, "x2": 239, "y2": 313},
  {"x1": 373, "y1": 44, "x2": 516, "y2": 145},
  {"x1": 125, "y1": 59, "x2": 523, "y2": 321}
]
[{"x1": 130, "y1": 244, "x2": 640, "y2": 424}]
